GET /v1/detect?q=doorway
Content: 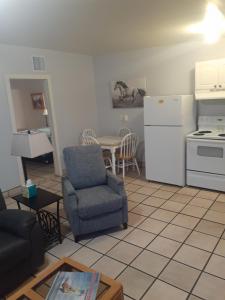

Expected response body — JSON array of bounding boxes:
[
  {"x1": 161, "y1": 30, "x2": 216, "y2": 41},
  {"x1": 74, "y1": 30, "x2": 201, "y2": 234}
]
[{"x1": 6, "y1": 75, "x2": 62, "y2": 185}]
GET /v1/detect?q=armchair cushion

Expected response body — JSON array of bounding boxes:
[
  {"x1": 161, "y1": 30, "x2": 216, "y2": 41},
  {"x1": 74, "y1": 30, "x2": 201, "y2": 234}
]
[
  {"x1": 0, "y1": 209, "x2": 36, "y2": 240},
  {"x1": 63, "y1": 145, "x2": 107, "y2": 189},
  {"x1": 77, "y1": 185, "x2": 123, "y2": 219},
  {"x1": 0, "y1": 231, "x2": 30, "y2": 275}
]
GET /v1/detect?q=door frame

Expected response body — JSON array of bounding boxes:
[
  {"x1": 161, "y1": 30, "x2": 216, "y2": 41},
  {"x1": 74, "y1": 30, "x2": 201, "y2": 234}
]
[{"x1": 5, "y1": 74, "x2": 62, "y2": 185}]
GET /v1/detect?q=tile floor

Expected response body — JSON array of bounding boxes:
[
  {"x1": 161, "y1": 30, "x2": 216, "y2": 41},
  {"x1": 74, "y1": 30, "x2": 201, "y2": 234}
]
[{"x1": 5, "y1": 161, "x2": 225, "y2": 300}]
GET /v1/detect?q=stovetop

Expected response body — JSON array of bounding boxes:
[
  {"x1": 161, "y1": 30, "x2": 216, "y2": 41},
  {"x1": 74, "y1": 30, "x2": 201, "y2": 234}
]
[
  {"x1": 187, "y1": 116, "x2": 225, "y2": 140},
  {"x1": 187, "y1": 130, "x2": 225, "y2": 140}
]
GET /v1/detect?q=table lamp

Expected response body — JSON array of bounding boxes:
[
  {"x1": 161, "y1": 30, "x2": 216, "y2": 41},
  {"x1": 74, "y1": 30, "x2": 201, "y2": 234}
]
[{"x1": 11, "y1": 131, "x2": 53, "y2": 182}]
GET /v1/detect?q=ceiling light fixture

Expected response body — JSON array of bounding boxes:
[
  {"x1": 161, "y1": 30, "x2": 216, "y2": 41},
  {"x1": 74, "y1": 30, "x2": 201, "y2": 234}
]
[{"x1": 188, "y1": 3, "x2": 225, "y2": 44}]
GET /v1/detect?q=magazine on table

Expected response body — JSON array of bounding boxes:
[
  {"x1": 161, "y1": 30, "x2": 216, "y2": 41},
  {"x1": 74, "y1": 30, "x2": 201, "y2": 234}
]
[{"x1": 46, "y1": 271, "x2": 100, "y2": 300}]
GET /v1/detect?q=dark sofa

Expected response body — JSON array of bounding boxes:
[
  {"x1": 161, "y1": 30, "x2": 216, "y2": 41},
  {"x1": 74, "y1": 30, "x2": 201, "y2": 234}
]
[{"x1": 0, "y1": 189, "x2": 45, "y2": 297}]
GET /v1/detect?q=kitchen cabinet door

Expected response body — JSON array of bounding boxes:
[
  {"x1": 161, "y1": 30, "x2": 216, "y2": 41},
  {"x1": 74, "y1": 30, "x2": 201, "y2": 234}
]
[{"x1": 195, "y1": 61, "x2": 218, "y2": 91}]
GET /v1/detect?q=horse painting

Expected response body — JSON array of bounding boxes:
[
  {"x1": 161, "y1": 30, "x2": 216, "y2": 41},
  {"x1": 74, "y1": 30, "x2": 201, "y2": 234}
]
[{"x1": 112, "y1": 80, "x2": 146, "y2": 108}]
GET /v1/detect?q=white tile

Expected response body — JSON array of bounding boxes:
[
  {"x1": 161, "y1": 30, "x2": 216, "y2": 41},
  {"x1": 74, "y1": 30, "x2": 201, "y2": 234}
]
[
  {"x1": 193, "y1": 272, "x2": 225, "y2": 300},
  {"x1": 49, "y1": 238, "x2": 81, "y2": 258},
  {"x1": 128, "y1": 212, "x2": 146, "y2": 227},
  {"x1": 108, "y1": 241, "x2": 142, "y2": 264},
  {"x1": 195, "y1": 220, "x2": 225, "y2": 237},
  {"x1": 117, "y1": 267, "x2": 154, "y2": 300},
  {"x1": 126, "y1": 183, "x2": 142, "y2": 192},
  {"x1": 178, "y1": 187, "x2": 199, "y2": 196},
  {"x1": 204, "y1": 210, "x2": 225, "y2": 225},
  {"x1": 142, "y1": 280, "x2": 188, "y2": 300},
  {"x1": 124, "y1": 228, "x2": 156, "y2": 248},
  {"x1": 169, "y1": 193, "x2": 193, "y2": 204},
  {"x1": 161, "y1": 200, "x2": 185, "y2": 212},
  {"x1": 136, "y1": 186, "x2": 158, "y2": 196},
  {"x1": 189, "y1": 197, "x2": 213, "y2": 209},
  {"x1": 70, "y1": 246, "x2": 102, "y2": 267},
  {"x1": 174, "y1": 244, "x2": 210, "y2": 270},
  {"x1": 186, "y1": 231, "x2": 218, "y2": 252},
  {"x1": 160, "y1": 260, "x2": 200, "y2": 292},
  {"x1": 128, "y1": 192, "x2": 148, "y2": 203},
  {"x1": 171, "y1": 214, "x2": 200, "y2": 229},
  {"x1": 131, "y1": 250, "x2": 169, "y2": 277},
  {"x1": 152, "y1": 190, "x2": 174, "y2": 200},
  {"x1": 142, "y1": 196, "x2": 166, "y2": 207},
  {"x1": 181, "y1": 205, "x2": 207, "y2": 218},
  {"x1": 214, "y1": 239, "x2": 225, "y2": 256},
  {"x1": 160, "y1": 224, "x2": 191, "y2": 242},
  {"x1": 87, "y1": 235, "x2": 119, "y2": 254},
  {"x1": 108, "y1": 226, "x2": 134, "y2": 240},
  {"x1": 205, "y1": 254, "x2": 225, "y2": 279},
  {"x1": 92, "y1": 256, "x2": 126, "y2": 278},
  {"x1": 150, "y1": 208, "x2": 177, "y2": 223},
  {"x1": 131, "y1": 204, "x2": 156, "y2": 216},
  {"x1": 147, "y1": 236, "x2": 181, "y2": 258},
  {"x1": 138, "y1": 218, "x2": 167, "y2": 234},
  {"x1": 197, "y1": 190, "x2": 219, "y2": 200}
]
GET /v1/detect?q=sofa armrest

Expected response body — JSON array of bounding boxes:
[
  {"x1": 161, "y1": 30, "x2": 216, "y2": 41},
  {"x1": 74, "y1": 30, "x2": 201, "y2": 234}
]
[
  {"x1": 0, "y1": 209, "x2": 36, "y2": 240},
  {"x1": 107, "y1": 171, "x2": 124, "y2": 195}
]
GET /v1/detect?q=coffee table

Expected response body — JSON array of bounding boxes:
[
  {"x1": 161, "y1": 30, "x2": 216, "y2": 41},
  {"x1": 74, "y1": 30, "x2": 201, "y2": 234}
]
[
  {"x1": 7, "y1": 257, "x2": 124, "y2": 300},
  {"x1": 12, "y1": 188, "x2": 62, "y2": 248}
]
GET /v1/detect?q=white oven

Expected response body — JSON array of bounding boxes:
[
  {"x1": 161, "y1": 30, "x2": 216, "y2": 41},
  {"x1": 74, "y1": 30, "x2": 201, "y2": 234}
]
[
  {"x1": 187, "y1": 138, "x2": 225, "y2": 191},
  {"x1": 187, "y1": 139, "x2": 225, "y2": 175}
]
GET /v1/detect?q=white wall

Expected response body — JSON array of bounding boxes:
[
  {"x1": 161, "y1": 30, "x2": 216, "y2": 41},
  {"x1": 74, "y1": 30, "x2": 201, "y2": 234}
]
[
  {"x1": 0, "y1": 44, "x2": 97, "y2": 191},
  {"x1": 94, "y1": 38, "x2": 225, "y2": 152},
  {"x1": 11, "y1": 79, "x2": 46, "y2": 130}
]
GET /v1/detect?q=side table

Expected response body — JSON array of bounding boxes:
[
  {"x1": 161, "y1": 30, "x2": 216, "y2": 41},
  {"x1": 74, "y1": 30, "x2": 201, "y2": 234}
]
[{"x1": 12, "y1": 188, "x2": 62, "y2": 249}]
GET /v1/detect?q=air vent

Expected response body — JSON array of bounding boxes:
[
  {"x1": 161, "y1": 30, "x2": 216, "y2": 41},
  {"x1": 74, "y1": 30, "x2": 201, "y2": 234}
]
[{"x1": 32, "y1": 56, "x2": 46, "y2": 71}]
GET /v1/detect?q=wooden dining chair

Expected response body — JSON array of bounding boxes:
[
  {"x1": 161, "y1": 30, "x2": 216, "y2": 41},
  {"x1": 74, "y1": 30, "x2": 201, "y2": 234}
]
[
  {"x1": 118, "y1": 127, "x2": 131, "y2": 137},
  {"x1": 116, "y1": 133, "x2": 140, "y2": 177},
  {"x1": 82, "y1": 135, "x2": 112, "y2": 169}
]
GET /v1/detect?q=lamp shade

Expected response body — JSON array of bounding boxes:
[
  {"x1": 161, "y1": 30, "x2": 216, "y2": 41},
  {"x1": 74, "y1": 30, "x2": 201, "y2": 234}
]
[{"x1": 11, "y1": 131, "x2": 53, "y2": 158}]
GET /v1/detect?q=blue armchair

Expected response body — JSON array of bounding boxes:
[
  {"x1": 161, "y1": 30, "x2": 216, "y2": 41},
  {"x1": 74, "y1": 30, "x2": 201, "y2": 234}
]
[{"x1": 62, "y1": 145, "x2": 128, "y2": 242}]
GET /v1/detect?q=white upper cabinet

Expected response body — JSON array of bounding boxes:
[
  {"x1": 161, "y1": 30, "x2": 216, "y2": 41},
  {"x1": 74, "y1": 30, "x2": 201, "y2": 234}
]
[{"x1": 195, "y1": 58, "x2": 225, "y2": 100}]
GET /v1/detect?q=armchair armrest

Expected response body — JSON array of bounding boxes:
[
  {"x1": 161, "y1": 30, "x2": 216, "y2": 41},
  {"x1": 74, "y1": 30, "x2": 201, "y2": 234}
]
[
  {"x1": 62, "y1": 177, "x2": 79, "y2": 226},
  {"x1": 0, "y1": 209, "x2": 36, "y2": 240},
  {"x1": 107, "y1": 171, "x2": 124, "y2": 195},
  {"x1": 63, "y1": 176, "x2": 77, "y2": 196}
]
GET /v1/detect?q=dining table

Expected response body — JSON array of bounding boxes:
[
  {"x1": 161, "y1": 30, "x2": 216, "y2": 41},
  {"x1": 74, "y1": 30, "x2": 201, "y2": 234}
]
[{"x1": 97, "y1": 135, "x2": 122, "y2": 175}]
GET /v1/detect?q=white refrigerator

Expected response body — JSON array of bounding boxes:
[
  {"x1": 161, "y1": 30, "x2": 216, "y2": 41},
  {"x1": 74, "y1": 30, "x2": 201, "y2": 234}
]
[{"x1": 144, "y1": 95, "x2": 196, "y2": 186}]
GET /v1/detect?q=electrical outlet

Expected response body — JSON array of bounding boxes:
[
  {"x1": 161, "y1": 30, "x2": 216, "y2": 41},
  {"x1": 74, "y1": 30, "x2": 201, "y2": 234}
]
[{"x1": 124, "y1": 114, "x2": 128, "y2": 121}]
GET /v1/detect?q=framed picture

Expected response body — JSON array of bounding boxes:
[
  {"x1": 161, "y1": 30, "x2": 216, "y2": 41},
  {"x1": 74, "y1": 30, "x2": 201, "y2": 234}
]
[
  {"x1": 31, "y1": 93, "x2": 45, "y2": 110},
  {"x1": 111, "y1": 78, "x2": 146, "y2": 108}
]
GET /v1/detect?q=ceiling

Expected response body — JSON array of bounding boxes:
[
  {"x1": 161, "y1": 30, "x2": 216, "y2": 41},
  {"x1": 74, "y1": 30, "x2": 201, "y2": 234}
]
[{"x1": 0, "y1": 0, "x2": 224, "y2": 55}]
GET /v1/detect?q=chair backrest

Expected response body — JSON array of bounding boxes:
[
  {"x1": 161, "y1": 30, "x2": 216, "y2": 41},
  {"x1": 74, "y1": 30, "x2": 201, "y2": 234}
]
[
  {"x1": 119, "y1": 127, "x2": 131, "y2": 137},
  {"x1": 120, "y1": 133, "x2": 138, "y2": 159},
  {"x1": 82, "y1": 128, "x2": 97, "y2": 138},
  {"x1": 82, "y1": 135, "x2": 99, "y2": 145},
  {"x1": 0, "y1": 189, "x2": 6, "y2": 211},
  {"x1": 63, "y1": 145, "x2": 107, "y2": 189}
]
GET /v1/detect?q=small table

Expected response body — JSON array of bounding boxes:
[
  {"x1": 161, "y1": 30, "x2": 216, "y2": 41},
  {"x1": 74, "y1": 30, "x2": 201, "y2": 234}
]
[
  {"x1": 12, "y1": 188, "x2": 62, "y2": 248},
  {"x1": 98, "y1": 136, "x2": 122, "y2": 175},
  {"x1": 7, "y1": 257, "x2": 124, "y2": 300}
]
